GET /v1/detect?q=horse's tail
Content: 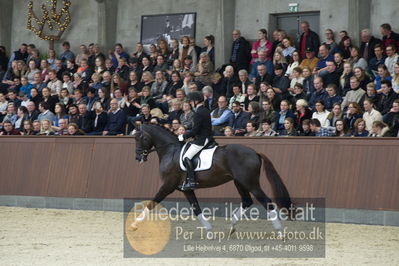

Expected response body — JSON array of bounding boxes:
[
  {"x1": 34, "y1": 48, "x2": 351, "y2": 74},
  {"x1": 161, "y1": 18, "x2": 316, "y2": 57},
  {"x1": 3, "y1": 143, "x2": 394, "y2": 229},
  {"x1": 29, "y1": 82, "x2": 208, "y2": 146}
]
[{"x1": 257, "y1": 152, "x2": 293, "y2": 212}]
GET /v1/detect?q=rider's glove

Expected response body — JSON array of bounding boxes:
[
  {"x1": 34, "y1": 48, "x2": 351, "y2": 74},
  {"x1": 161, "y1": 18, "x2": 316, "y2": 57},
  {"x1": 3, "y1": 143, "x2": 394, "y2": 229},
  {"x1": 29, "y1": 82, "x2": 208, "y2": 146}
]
[{"x1": 178, "y1": 135, "x2": 184, "y2": 142}]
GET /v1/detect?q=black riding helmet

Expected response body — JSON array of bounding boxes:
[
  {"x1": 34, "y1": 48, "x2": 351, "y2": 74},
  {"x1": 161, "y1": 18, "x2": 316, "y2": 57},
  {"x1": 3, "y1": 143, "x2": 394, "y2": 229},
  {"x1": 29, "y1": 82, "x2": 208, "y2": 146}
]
[{"x1": 187, "y1": 91, "x2": 204, "y2": 103}]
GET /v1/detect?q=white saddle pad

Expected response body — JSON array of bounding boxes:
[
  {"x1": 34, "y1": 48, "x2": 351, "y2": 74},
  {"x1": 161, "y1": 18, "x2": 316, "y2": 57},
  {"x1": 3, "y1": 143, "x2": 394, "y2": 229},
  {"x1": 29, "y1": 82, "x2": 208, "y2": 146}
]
[{"x1": 179, "y1": 143, "x2": 218, "y2": 172}]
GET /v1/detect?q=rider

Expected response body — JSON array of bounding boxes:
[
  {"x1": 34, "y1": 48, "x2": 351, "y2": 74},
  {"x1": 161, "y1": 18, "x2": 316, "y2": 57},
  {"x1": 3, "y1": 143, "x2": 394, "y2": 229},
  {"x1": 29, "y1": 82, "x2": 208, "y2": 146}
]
[{"x1": 178, "y1": 91, "x2": 213, "y2": 190}]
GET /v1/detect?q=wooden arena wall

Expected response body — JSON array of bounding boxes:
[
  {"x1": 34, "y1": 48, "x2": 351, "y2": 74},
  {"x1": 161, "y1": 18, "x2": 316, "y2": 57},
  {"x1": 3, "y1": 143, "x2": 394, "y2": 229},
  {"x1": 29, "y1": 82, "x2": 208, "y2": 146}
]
[{"x1": 0, "y1": 137, "x2": 398, "y2": 211}]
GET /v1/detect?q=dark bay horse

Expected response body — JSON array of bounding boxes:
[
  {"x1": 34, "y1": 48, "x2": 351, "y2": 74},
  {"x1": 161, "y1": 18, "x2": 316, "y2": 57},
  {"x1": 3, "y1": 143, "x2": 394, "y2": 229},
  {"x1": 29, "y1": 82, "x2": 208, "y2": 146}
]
[{"x1": 131, "y1": 124, "x2": 292, "y2": 235}]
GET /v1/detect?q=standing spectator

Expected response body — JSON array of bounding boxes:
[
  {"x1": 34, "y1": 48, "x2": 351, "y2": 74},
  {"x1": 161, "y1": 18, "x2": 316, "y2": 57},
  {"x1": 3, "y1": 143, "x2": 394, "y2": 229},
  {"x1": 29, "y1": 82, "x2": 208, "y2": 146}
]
[
  {"x1": 384, "y1": 45, "x2": 399, "y2": 75},
  {"x1": 323, "y1": 29, "x2": 337, "y2": 53},
  {"x1": 201, "y1": 35, "x2": 215, "y2": 65},
  {"x1": 230, "y1": 29, "x2": 251, "y2": 72},
  {"x1": 281, "y1": 37, "x2": 296, "y2": 61},
  {"x1": 59, "y1": 41, "x2": 75, "y2": 66},
  {"x1": 363, "y1": 99, "x2": 383, "y2": 131},
  {"x1": 380, "y1": 23, "x2": 399, "y2": 49},
  {"x1": 299, "y1": 21, "x2": 320, "y2": 58},
  {"x1": 251, "y1": 29, "x2": 272, "y2": 64},
  {"x1": 179, "y1": 36, "x2": 197, "y2": 67},
  {"x1": 310, "y1": 118, "x2": 332, "y2": 136},
  {"x1": 359, "y1": 29, "x2": 382, "y2": 62},
  {"x1": 103, "y1": 98, "x2": 126, "y2": 136}
]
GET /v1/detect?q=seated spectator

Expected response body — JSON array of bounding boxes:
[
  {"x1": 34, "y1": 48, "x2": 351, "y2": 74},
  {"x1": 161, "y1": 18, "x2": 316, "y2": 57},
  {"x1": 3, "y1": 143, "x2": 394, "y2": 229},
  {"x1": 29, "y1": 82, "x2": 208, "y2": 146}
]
[
  {"x1": 98, "y1": 87, "x2": 111, "y2": 111},
  {"x1": 295, "y1": 99, "x2": 312, "y2": 133},
  {"x1": 368, "y1": 45, "x2": 386, "y2": 78},
  {"x1": 110, "y1": 43, "x2": 129, "y2": 69},
  {"x1": 167, "y1": 99, "x2": 183, "y2": 125},
  {"x1": 29, "y1": 88, "x2": 42, "y2": 109},
  {"x1": 223, "y1": 126, "x2": 234, "y2": 137},
  {"x1": 383, "y1": 99, "x2": 399, "y2": 137},
  {"x1": 323, "y1": 29, "x2": 338, "y2": 54},
  {"x1": 322, "y1": 61, "x2": 341, "y2": 88},
  {"x1": 310, "y1": 118, "x2": 332, "y2": 136},
  {"x1": 103, "y1": 98, "x2": 126, "y2": 136},
  {"x1": 281, "y1": 37, "x2": 296, "y2": 61},
  {"x1": 67, "y1": 123, "x2": 84, "y2": 135},
  {"x1": 141, "y1": 71, "x2": 154, "y2": 90},
  {"x1": 286, "y1": 51, "x2": 301, "y2": 78},
  {"x1": 368, "y1": 121, "x2": 391, "y2": 137},
  {"x1": 26, "y1": 101, "x2": 39, "y2": 122},
  {"x1": 316, "y1": 45, "x2": 334, "y2": 77},
  {"x1": 165, "y1": 71, "x2": 183, "y2": 97},
  {"x1": 288, "y1": 68, "x2": 304, "y2": 94},
  {"x1": 275, "y1": 99, "x2": 295, "y2": 133},
  {"x1": 77, "y1": 103, "x2": 93, "y2": 134},
  {"x1": 153, "y1": 55, "x2": 168, "y2": 74},
  {"x1": 229, "y1": 101, "x2": 250, "y2": 136},
  {"x1": 325, "y1": 84, "x2": 342, "y2": 111},
  {"x1": 259, "y1": 99, "x2": 277, "y2": 129},
  {"x1": 54, "y1": 103, "x2": 69, "y2": 128},
  {"x1": 14, "y1": 106, "x2": 28, "y2": 131},
  {"x1": 363, "y1": 99, "x2": 383, "y2": 131},
  {"x1": 339, "y1": 62, "x2": 354, "y2": 96},
  {"x1": 377, "y1": 80, "x2": 398, "y2": 115},
  {"x1": 55, "y1": 118, "x2": 69, "y2": 135},
  {"x1": 272, "y1": 63, "x2": 290, "y2": 97},
  {"x1": 7, "y1": 89, "x2": 22, "y2": 108},
  {"x1": 353, "y1": 67, "x2": 371, "y2": 91},
  {"x1": 255, "y1": 64, "x2": 273, "y2": 91},
  {"x1": 139, "y1": 86, "x2": 156, "y2": 109},
  {"x1": 221, "y1": 65, "x2": 237, "y2": 99},
  {"x1": 341, "y1": 76, "x2": 366, "y2": 111},
  {"x1": 374, "y1": 64, "x2": 392, "y2": 92},
  {"x1": 202, "y1": 85, "x2": 218, "y2": 111},
  {"x1": 279, "y1": 117, "x2": 298, "y2": 136},
  {"x1": 247, "y1": 101, "x2": 261, "y2": 128},
  {"x1": 255, "y1": 119, "x2": 277, "y2": 136},
  {"x1": 86, "y1": 102, "x2": 108, "y2": 135},
  {"x1": 194, "y1": 52, "x2": 214, "y2": 86},
  {"x1": 229, "y1": 84, "x2": 245, "y2": 109},
  {"x1": 273, "y1": 51, "x2": 288, "y2": 72},
  {"x1": 110, "y1": 73, "x2": 127, "y2": 96},
  {"x1": 134, "y1": 104, "x2": 152, "y2": 125},
  {"x1": 333, "y1": 119, "x2": 351, "y2": 137},
  {"x1": 72, "y1": 88, "x2": 87, "y2": 105},
  {"x1": 347, "y1": 47, "x2": 368, "y2": 70},
  {"x1": 343, "y1": 102, "x2": 363, "y2": 130},
  {"x1": 352, "y1": 118, "x2": 369, "y2": 137},
  {"x1": 115, "y1": 57, "x2": 130, "y2": 81},
  {"x1": 0, "y1": 120, "x2": 20, "y2": 135},
  {"x1": 180, "y1": 36, "x2": 198, "y2": 68},
  {"x1": 211, "y1": 96, "x2": 233, "y2": 136},
  {"x1": 19, "y1": 77, "x2": 32, "y2": 99},
  {"x1": 180, "y1": 100, "x2": 194, "y2": 130},
  {"x1": 326, "y1": 103, "x2": 343, "y2": 133},
  {"x1": 62, "y1": 72, "x2": 74, "y2": 94},
  {"x1": 299, "y1": 119, "x2": 314, "y2": 136},
  {"x1": 302, "y1": 67, "x2": 315, "y2": 97},
  {"x1": 299, "y1": 47, "x2": 319, "y2": 72},
  {"x1": 170, "y1": 119, "x2": 181, "y2": 135},
  {"x1": 202, "y1": 35, "x2": 215, "y2": 65},
  {"x1": 20, "y1": 120, "x2": 34, "y2": 135},
  {"x1": 392, "y1": 63, "x2": 399, "y2": 94},
  {"x1": 360, "y1": 82, "x2": 380, "y2": 107},
  {"x1": 39, "y1": 119, "x2": 55, "y2": 135},
  {"x1": 151, "y1": 71, "x2": 168, "y2": 101},
  {"x1": 312, "y1": 100, "x2": 330, "y2": 128},
  {"x1": 251, "y1": 50, "x2": 274, "y2": 81},
  {"x1": 384, "y1": 44, "x2": 399, "y2": 75},
  {"x1": 128, "y1": 71, "x2": 144, "y2": 93},
  {"x1": 32, "y1": 120, "x2": 41, "y2": 135},
  {"x1": 244, "y1": 84, "x2": 259, "y2": 111},
  {"x1": 333, "y1": 52, "x2": 344, "y2": 73},
  {"x1": 308, "y1": 77, "x2": 328, "y2": 111},
  {"x1": 244, "y1": 121, "x2": 257, "y2": 137},
  {"x1": 332, "y1": 36, "x2": 352, "y2": 59},
  {"x1": 37, "y1": 101, "x2": 56, "y2": 123},
  {"x1": 47, "y1": 70, "x2": 62, "y2": 96}
]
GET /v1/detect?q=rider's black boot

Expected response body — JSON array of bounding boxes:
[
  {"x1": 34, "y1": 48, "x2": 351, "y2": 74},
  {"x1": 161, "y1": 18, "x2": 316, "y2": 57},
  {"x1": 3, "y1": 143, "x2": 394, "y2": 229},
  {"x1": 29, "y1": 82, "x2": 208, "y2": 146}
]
[{"x1": 180, "y1": 158, "x2": 198, "y2": 190}]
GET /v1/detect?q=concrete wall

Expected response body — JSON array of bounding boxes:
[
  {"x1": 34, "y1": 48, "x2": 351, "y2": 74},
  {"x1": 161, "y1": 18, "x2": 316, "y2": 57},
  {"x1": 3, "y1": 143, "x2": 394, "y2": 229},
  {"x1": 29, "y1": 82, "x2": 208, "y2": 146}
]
[
  {"x1": 370, "y1": 0, "x2": 399, "y2": 39},
  {"x1": 1, "y1": 0, "x2": 398, "y2": 63},
  {"x1": 9, "y1": 0, "x2": 99, "y2": 56}
]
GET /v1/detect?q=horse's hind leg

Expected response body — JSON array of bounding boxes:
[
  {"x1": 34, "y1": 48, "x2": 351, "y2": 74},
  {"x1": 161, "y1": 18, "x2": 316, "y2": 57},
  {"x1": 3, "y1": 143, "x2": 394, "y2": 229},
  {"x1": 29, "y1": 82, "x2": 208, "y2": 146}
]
[
  {"x1": 183, "y1": 190, "x2": 212, "y2": 235},
  {"x1": 250, "y1": 187, "x2": 283, "y2": 232},
  {"x1": 230, "y1": 181, "x2": 253, "y2": 233}
]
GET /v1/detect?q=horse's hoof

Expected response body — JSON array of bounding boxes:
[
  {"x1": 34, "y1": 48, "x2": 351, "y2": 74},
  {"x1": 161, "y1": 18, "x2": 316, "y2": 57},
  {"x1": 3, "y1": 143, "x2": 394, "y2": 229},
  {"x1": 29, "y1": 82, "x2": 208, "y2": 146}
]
[
  {"x1": 229, "y1": 226, "x2": 236, "y2": 236},
  {"x1": 130, "y1": 223, "x2": 139, "y2": 231}
]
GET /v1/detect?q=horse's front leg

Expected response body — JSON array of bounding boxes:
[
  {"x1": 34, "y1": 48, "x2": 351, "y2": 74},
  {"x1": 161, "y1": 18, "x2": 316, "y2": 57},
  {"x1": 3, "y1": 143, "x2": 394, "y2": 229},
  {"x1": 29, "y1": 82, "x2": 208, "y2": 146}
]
[
  {"x1": 183, "y1": 190, "x2": 213, "y2": 239},
  {"x1": 130, "y1": 182, "x2": 176, "y2": 230}
]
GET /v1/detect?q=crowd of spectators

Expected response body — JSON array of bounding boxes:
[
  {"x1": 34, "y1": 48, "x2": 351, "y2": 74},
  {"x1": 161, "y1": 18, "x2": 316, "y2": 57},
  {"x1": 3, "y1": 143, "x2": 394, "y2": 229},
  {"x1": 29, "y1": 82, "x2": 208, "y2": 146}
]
[{"x1": 0, "y1": 21, "x2": 398, "y2": 137}]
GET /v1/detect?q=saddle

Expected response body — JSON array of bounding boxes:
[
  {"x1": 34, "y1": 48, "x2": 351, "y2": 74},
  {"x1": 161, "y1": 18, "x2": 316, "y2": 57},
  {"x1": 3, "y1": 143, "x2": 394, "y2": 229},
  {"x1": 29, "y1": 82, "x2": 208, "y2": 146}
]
[{"x1": 179, "y1": 140, "x2": 218, "y2": 172}]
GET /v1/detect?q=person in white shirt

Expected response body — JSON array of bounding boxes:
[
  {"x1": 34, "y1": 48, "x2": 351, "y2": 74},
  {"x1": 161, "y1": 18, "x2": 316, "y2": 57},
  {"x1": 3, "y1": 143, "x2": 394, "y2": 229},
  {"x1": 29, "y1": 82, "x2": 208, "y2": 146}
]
[
  {"x1": 363, "y1": 99, "x2": 382, "y2": 131},
  {"x1": 312, "y1": 100, "x2": 330, "y2": 128},
  {"x1": 384, "y1": 45, "x2": 399, "y2": 75}
]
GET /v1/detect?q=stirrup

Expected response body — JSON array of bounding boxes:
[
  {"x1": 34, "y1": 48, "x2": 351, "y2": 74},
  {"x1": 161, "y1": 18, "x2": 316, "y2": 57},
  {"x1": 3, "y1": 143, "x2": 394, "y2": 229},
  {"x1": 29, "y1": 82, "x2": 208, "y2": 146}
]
[{"x1": 178, "y1": 180, "x2": 198, "y2": 191}]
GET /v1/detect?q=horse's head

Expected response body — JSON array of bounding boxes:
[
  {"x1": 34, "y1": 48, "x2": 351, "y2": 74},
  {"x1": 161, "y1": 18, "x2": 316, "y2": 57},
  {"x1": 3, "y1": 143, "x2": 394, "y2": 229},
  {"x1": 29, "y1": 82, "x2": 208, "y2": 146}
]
[{"x1": 132, "y1": 125, "x2": 153, "y2": 163}]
